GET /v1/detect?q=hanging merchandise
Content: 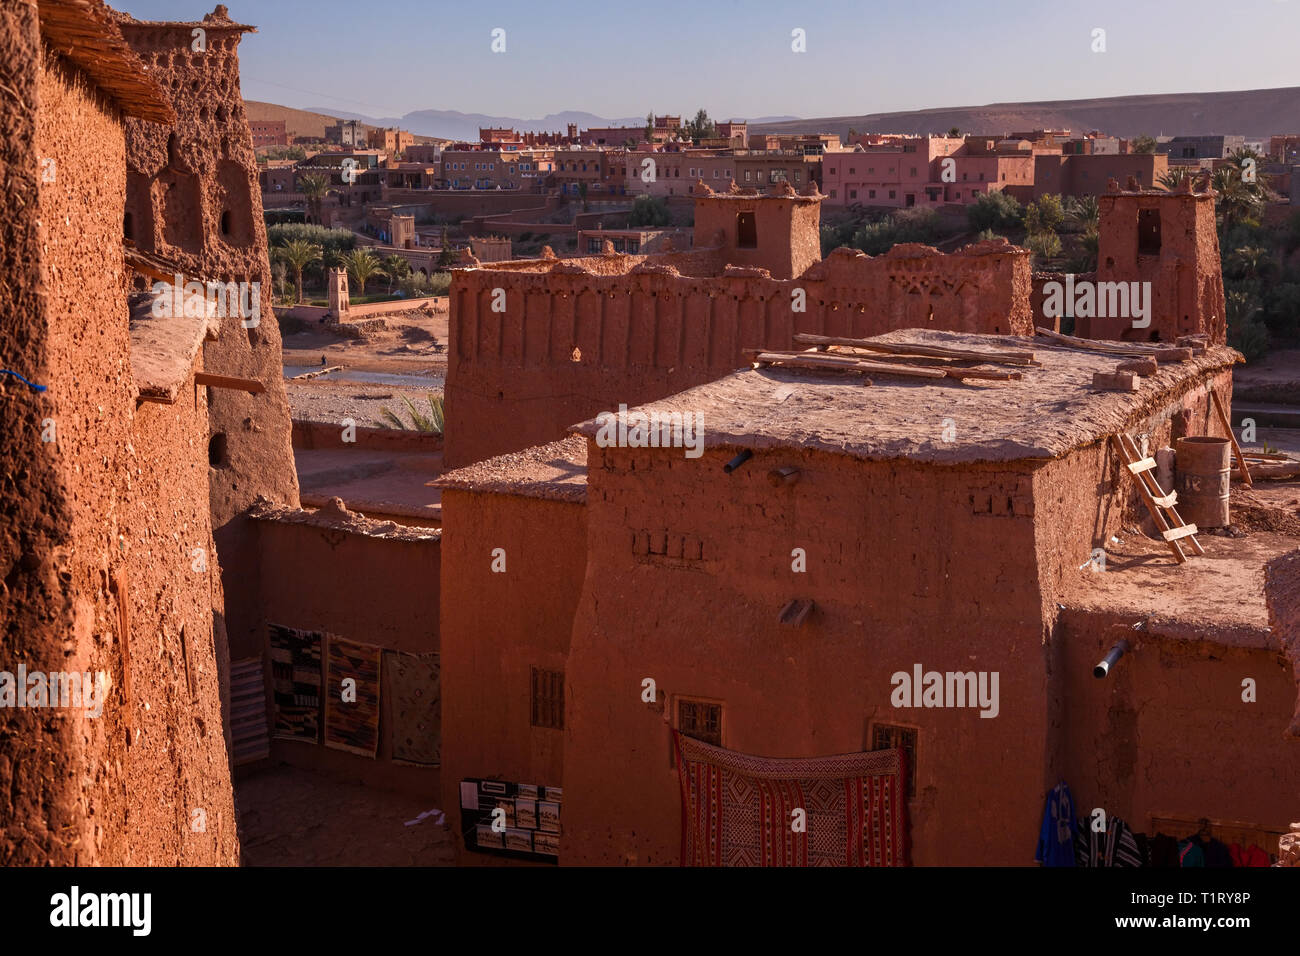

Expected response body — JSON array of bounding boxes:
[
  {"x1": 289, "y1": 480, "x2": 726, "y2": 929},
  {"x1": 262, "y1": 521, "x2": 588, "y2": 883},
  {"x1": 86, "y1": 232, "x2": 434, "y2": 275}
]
[
  {"x1": 1075, "y1": 814, "x2": 1144, "y2": 867},
  {"x1": 1034, "y1": 782, "x2": 1077, "y2": 867}
]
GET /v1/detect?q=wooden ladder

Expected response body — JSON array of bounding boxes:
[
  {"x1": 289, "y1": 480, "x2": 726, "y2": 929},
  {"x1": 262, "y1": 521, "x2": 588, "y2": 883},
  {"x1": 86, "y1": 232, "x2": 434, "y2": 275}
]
[{"x1": 1109, "y1": 433, "x2": 1204, "y2": 564}]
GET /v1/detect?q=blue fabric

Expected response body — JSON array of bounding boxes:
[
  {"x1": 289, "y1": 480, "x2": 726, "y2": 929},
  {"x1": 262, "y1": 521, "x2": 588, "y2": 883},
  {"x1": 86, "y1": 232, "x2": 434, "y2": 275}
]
[{"x1": 1035, "y1": 782, "x2": 1077, "y2": 866}]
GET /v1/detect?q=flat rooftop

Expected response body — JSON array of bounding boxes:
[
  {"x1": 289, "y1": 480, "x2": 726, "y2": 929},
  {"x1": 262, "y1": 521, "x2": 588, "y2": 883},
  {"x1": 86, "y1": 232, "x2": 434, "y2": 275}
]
[
  {"x1": 572, "y1": 330, "x2": 1239, "y2": 464},
  {"x1": 435, "y1": 435, "x2": 587, "y2": 502}
]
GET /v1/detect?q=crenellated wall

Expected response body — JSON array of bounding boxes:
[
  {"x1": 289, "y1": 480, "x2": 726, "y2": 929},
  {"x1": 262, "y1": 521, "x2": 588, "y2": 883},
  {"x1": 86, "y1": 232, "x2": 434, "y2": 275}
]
[{"x1": 444, "y1": 239, "x2": 1033, "y2": 465}]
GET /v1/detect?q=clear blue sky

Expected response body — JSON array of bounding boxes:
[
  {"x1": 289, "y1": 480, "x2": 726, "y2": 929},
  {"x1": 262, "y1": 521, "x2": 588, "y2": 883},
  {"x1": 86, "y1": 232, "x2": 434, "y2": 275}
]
[{"x1": 119, "y1": 0, "x2": 1300, "y2": 121}]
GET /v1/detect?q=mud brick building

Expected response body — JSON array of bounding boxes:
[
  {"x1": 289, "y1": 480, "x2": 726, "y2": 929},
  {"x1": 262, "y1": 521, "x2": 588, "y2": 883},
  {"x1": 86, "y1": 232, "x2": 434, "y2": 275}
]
[
  {"x1": 444, "y1": 183, "x2": 1033, "y2": 466},
  {"x1": 115, "y1": 6, "x2": 302, "y2": 669},
  {"x1": 438, "y1": 326, "x2": 1300, "y2": 865},
  {"x1": 0, "y1": 0, "x2": 239, "y2": 865}
]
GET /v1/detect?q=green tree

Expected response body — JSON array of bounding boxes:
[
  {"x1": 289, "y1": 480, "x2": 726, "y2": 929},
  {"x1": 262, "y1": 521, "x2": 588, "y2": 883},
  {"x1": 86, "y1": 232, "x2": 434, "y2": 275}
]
[
  {"x1": 274, "y1": 239, "x2": 322, "y2": 304},
  {"x1": 967, "y1": 191, "x2": 1024, "y2": 232},
  {"x1": 298, "y1": 173, "x2": 330, "y2": 225},
  {"x1": 628, "y1": 195, "x2": 671, "y2": 227},
  {"x1": 1064, "y1": 194, "x2": 1099, "y2": 232},
  {"x1": 1131, "y1": 135, "x2": 1158, "y2": 154},
  {"x1": 1157, "y1": 167, "x2": 1193, "y2": 191},
  {"x1": 686, "y1": 108, "x2": 716, "y2": 144},
  {"x1": 340, "y1": 248, "x2": 385, "y2": 295},
  {"x1": 382, "y1": 254, "x2": 412, "y2": 293},
  {"x1": 436, "y1": 226, "x2": 455, "y2": 269},
  {"x1": 947, "y1": 126, "x2": 962, "y2": 138},
  {"x1": 645, "y1": 112, "x2": 655, "y2": 142},
  {"x1": 1024, "y1": 231, "x2": 1062, "y2": 262},
  {"x1": 1025, "y1": 195, "x2": 1065, "y2": 235}
]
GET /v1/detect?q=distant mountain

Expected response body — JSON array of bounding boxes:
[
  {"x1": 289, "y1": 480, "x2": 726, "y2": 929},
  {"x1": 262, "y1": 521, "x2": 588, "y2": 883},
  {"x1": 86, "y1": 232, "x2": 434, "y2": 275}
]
[
  {"x1": 296, "y1": 106, "x2": 802, "y2": 142},
  {"x1": 749, "y1": 87, "x2": 1300, "y2": 140}
]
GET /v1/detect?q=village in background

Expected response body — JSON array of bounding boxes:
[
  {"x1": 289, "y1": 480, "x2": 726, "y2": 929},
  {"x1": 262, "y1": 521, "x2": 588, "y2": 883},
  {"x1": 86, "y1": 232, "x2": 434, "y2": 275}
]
[{"x1": 4, "y1": 0, "x2": 1300, "y2": 875}]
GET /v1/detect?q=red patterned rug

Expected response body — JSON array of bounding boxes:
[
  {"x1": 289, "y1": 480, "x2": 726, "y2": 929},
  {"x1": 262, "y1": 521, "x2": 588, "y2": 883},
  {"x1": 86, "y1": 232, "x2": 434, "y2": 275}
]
[{"x1": 673, "y1": 732, "x2": 909, "y2": 866}]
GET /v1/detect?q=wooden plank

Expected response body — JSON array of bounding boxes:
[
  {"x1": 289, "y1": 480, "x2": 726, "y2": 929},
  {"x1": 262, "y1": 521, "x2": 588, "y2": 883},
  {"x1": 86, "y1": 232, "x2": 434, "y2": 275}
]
[
  {"x1": 752, "y1": 347, "x2": 1021, "y2": 381},
  {"x1": 1152, "y1": 491, "x2": 1178, "y2": 508},
  {"x1": 794, "y1": 332, "x2": 1037, "y2": 366},
  {"x1": 1036, "y1": 327, "x2": 1193, "y2": 361},
  {"x1": 194, "y1": 372, "x2": 266, "y2": 394},
  {"x1": 1126, "y1": 457, "x2": 1157, "y2": 474},
  {"x1": 1209, "y1": 388, "x2": 1253, "y2": 488},
  {"x1": 1162, "y1": 524, "x2": 1199, "y2": 542},
  {"x1": 1112, "y1": 434, "x2": 1185, "y2": 563},
  {"x1": 754, "y1": 352, "x2": 945, "y2": 379}
]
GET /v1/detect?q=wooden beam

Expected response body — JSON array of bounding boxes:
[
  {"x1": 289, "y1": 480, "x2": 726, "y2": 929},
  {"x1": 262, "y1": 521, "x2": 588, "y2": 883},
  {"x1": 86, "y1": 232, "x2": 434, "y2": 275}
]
[
  {"x1": 794, "y1": 332, "x2": 1037, "y2": 366},
  {"x1": 1209, "y1": 388, "x2": 1252, "y2": 488},
  {"x1": 195, "y1": 372, "x2": 265, "y2": 394},
  {"x1": 1036, "y1": 327, "x2": 1193, "y2": 361}
]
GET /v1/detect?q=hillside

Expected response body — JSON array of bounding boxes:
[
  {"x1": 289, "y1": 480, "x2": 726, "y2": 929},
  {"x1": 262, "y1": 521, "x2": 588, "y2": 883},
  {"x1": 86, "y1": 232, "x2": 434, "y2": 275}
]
[
  {"x1": 750, "y1": 86, "x2": 1300, "y2": 139},
  {"x1": 244, "y1": 101, "x2": 451, "y2": 145}
]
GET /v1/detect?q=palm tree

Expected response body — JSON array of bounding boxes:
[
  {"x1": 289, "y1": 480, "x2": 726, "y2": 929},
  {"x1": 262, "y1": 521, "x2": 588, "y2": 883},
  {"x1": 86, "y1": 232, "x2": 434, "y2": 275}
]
[
  {"x1": 1211, "y1": 166, "x2": 1262, "y2": 229},
  {"x1": 1157, "y1": 167, "x2": 1192, "y2": 191},
  {"x1": 1065, "y1": 194, "x2": 1099, "y2": 232},
  {"x1": 275, "y1": 240, "x2": 322, "y2": 304},
  {"x1": 382, "y1": 254, "x2": 411, "y2": 293},
  {"x1": 298, "y1": 173, "x2": 330, "y2": 225},
  {"x1": 1227, "y1": 245, "x2": 1273, "y2": 280},
  {"x1": 340, "y1": 248, "x2": 385, "y2": 296}
]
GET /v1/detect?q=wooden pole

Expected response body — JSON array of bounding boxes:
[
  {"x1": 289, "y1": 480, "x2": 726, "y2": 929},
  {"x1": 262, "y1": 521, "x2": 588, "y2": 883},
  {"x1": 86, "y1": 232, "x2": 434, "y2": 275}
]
[{"x1": 1209, "y1": 388, "x2": 1252, "y2": 488}]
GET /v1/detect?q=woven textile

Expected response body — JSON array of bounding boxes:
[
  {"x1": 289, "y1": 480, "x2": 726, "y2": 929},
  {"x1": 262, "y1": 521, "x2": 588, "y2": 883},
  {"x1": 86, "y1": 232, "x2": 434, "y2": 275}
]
[
  {"x1": 384, "y1": 650, "x2": 441, "y2": 766},
  {"x1": 323, "y1": 636, "x2": 382, "y2": 757},
  {"x1": 269, "y1": 624, "x2": 322, "y2": 744},
  {"x1": 673, "y1": 732, "x2": 909, "y2": 867}
]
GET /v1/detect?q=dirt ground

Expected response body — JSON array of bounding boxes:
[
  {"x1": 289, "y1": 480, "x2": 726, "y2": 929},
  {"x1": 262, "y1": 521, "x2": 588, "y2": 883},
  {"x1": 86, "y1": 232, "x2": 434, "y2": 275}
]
[
  {"x1": 1234, "y1": 348, "x2": 1300, "y2": 403},
  {"x1": 280, "y1": 307, "x2": 448, "y2": 424},
  {"x1": 236, "y1": 763, "x2": 454, "y2": 866}
]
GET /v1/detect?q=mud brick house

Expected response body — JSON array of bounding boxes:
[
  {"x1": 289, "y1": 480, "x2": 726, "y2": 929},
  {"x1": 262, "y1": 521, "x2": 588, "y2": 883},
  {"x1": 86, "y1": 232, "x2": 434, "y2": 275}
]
[
  {"x1": 114, "y1": 6, "x2": 301, "y2": 670},
  {"x1": 438, "y1": 328, "x2": 1300, "y2": 865},
  {"x1": 0, "y1": 0, "x2": 239, "y2": 865},
  {"x1": 444, "y1": 183, "x2": 1032, "y2": 467}
]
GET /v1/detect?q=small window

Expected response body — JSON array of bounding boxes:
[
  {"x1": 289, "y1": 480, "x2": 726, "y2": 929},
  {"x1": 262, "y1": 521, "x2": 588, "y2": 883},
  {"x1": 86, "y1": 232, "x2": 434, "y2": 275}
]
[
  {"x1": 888, "y1": 190, "x2": 896, "y2": 199},
  {"x1": 868, "y1": 189, "x2": 876, "y2": 198},
  {"x1": 1138, "y1": 208, "x2": 1162, "y2": 255},
  {"x1": 849, "y1": 189, "x2": 857, "y2": 199},
  {"x1": 530, "y1": 668, "x2": 564, "y2": 730},
  {"x1": 872, "y1": 723, "x2": 918, "y2": 797},
  {"x1": 678, "y1": 698, "x2": 723, "y2": 746},
  {"x1": 736, "y1": 211, "x2": 757, "y2": 248}
]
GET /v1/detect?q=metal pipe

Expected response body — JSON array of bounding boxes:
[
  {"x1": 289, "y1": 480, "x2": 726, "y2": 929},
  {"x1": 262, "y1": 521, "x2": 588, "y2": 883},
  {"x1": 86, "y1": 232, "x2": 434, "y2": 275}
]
[
  {"x1": 1094, "y1": 640, "x2": 1130, "y2": 679},
  {"x1": 723, "y1": 449, "x2": 753, "y2": 473}
]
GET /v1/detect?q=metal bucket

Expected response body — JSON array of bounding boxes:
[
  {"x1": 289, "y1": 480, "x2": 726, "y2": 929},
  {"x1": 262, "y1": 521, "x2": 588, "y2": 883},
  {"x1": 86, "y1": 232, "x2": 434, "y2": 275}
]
[{"x1": 1174, "y1": 436, "x2": 1231, "y2": 529}]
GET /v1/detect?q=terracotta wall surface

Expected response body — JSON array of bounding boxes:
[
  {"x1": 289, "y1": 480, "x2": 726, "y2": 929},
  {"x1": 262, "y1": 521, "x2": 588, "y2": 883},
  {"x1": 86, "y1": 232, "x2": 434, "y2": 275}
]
[
  {"x1": 119, "y1": 17, "x2": 301, "y2": 676},
  {"x1": 0, "y1": 32, "x2": 237, "y2": 864},
  {"x1": 560, "y1": 442, "x2": 1050, "y2": 866},
  {"x1": 445, "y1": 240, "x2": 1033, "y2": 465},
  {"x1": 247, "y1": 505, "x2": 441, "y2": 795},
  {"x1": 1052, "y1": 607, "x2": 1298, "y2": 836},
  {"x1": 439, "y1": 490, "x2": 587, "y2": 863}
]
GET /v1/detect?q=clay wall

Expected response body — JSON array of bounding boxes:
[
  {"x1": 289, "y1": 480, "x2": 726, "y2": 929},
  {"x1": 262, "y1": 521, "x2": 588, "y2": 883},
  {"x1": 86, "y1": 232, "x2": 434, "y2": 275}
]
[
  {"x1": 1052, "y1": 607, "x2": 1299, "y2": 841},
  {"x1": 246, "y1": 509, "x2": 441, "y2": 795},
  {"x1": 1086, "y1": 189, "x2": 1226, "y2": 344},
  {"x1": 0, "y1": 26, "x2": 236, "y2": 864},
  {"x1": 119, "y1": 17, "x2": 301, "y2": 670},
  {"x1": 560, "y1": 442, "x2": 1050, "y2": 866},
  {"x1": 438, "y1": 490, "x2": 588, "y2": 864},
  {"x1": 444, "y1": 241, "x2": 1033, "y2": 465}
]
